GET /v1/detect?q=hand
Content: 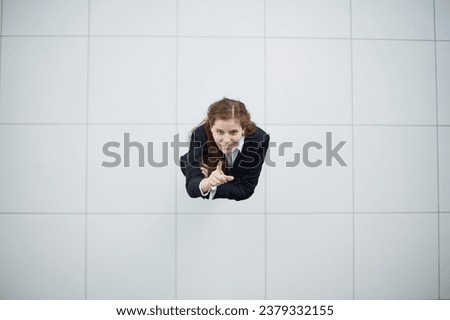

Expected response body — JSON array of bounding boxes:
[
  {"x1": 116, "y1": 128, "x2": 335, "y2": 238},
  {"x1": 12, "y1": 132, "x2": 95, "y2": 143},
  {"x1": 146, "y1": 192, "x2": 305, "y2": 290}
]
[{"x1": 207, "y1": 161, "x2": 234, "y2": 187}]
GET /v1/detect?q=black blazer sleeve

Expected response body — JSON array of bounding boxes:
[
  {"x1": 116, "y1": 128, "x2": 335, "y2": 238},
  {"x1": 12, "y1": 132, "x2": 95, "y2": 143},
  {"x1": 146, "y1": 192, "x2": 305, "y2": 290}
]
[{"x1": 180, "y1": 126, "x2": 209, "y2": 199}]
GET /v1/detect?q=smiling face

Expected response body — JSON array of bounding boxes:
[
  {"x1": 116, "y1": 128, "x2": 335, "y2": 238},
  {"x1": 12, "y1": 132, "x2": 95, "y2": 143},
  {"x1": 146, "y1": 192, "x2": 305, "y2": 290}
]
[{"x1": 210, "y1": 118, "x2": 245, "y2": 154}]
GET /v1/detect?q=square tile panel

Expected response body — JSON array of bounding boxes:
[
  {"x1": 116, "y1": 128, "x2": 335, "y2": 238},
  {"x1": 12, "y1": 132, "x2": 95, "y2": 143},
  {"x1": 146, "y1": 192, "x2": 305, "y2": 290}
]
[
  {"x1": 266, "y1": 0, "x2": 351, "y2": 38},
  {"x1": 90, "y1": 0, "x2": 176, "y2": 36},
  {"x1": 351, "y1": 0, "x2": 434, "y2": 40},
  {"x1": 355, "y1": 213, "x2": 439, "y2": 299},
  {"x1": 89, "y1": 37, "x2": 176, "y2": 123},
  {"x1": 178, "y1": 38, "x2": 265, "y2": 125},
  {"x1": 267, "y1": 213, "x2": 353, "y2": 299},
  {"x1": 2, "y1": 0, "x2": 89, "y2": 35},
  {"x1": 0, "y1": 38, "x2": 88, "y2": 123},
  {"x1": 88, "y1": 125, "x2": 176, "y2": 213},
  {"x1": 0, "y1": 214, "x2": 85, "y2": 299},
  {"x1": 266, "y1": 38, "x2": 352, "y2": 124},
  {"x1": 178, "y1": 0, "x2": 264, "y2": 37},
  {"x1": 353, "y1": 40, "x2": 436, "y2": 125},
  {"x1": 87, "y1": 214, "x2": 175, "y2": 299},
  {"x1": 354, "y1": 126, "x2": 438, "y2": 213},
  {"x1": 0, "y1": 125, "x2": 86, "y2": 213},
  {"x1": 266, "y1": 125, "x2": 353, "y2": 213},
  {"x1": 177, "y1": 213, "x2": 265, "y2": 299}
]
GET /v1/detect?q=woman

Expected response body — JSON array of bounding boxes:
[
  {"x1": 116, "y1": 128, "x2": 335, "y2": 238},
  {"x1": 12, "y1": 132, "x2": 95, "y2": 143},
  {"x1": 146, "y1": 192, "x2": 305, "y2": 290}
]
[{"x1": 180, "y1": 98, "x2": 270, "y2": 201}]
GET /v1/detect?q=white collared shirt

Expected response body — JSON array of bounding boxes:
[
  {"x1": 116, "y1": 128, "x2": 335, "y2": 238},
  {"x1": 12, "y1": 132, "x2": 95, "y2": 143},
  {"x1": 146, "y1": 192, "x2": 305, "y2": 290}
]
[{"x1": 199, "y1": 136, "x2": 245, "y2": 199}]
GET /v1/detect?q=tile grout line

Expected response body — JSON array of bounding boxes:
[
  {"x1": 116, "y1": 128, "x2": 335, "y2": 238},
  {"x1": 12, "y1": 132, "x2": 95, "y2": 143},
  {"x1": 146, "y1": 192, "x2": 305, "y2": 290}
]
[
  {"x1": 175, "y1": 0, "x2": 179, "y2": 300},
  {"x1": 2, "y1": 122, "x2": 449, "y2": 127},
  {"x1": 264, "y1": 0, "x2": 268, "y2": 300},
  {"x1": 2, "y1": 34, "x2": 450, "y2": 42},
  {"x1": 0, "y1": 211, "x2": 447, "y2": 215},
  {"x1": 349, "y1": 0, "x2": 356, "y2": 301},
  {"x1": 432, "y1": 0, "x2": 441, "y2": 300},
  {"x1": 85, "y1": 0, "x2": 91, "y2": 301}
]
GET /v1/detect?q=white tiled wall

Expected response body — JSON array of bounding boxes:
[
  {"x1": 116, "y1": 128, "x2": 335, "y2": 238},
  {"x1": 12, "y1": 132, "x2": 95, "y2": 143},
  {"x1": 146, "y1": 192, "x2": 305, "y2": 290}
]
[
  {"x1": 355, "y1": 213, "x2": 439, "y2": 299},
  {"x1": 90, "y1": 0, "x2": 177, "y2": 36},
  {"x1": 441, "y1": 214, "x2": 450, "y2": 299},
  {"x1": 266, "y1": 39, "x2": 352, "y2": 124},
  {"x1": 0, "y1": 214, "x2": 85, "y2": 299},
  {"x1": 178, "y1": 0, "x2": 264, "y2": 37},
  {"x1": 440, "y1": 128, "x2": 450, "y2": 212},
  {"x1": 266, "y1": 125, "x2": 353, "y2": 213},
  {"x1": 267, "y1": 214, "x2": 353, "y2": 299},
  {"x1": 436, "y1": 0, "x2": 450, "y2": 40},
  {"x1": 437, "y1": 42, "x2": 450, "y2": 125},
  {"x1": 2, "y1": 0, "x2": 89, "y2": 36},
  {"x1": 266, "y1": 0, "x2": 351, "y2": 38},
  {"x1": 0, "y1": 125, "x2": 86, "y2": 213},
  {"x1": 0, "y1": 0, "x2": 448, "y2": 300},
  {"x1": 0, "y1": 38, "x2": 88, "y2": 123},
  {"x1": 177, "y1": 37, "x2": 265, "y2": 125},
  {"x1": 88, "y1": 38, "x2": 176, "y2": 123},
  {"x1": 87, "y1": 214, "x2": 176, "y2": 299},
  {"x1": 87, "y1": 125, "x2": 176, "y2": 213},
  {"x1": 354, "y1": 126, "x2": 438, "y2": 212},
  {"x1": 353, "y1": 40, "x2": 436, "y2": 125},
  {"x1": 177, "y1": 213, "x2": 265, "y2": 299},
  {"x1": 351, "y1": 0, "x2": 435, "y2": 40}
]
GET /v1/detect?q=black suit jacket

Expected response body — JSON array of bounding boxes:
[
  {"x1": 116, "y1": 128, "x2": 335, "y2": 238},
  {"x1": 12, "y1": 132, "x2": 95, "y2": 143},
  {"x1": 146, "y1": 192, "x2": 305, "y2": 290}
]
[{"x1": 180, "y1": 125, "x2": 270, "y2": 201}]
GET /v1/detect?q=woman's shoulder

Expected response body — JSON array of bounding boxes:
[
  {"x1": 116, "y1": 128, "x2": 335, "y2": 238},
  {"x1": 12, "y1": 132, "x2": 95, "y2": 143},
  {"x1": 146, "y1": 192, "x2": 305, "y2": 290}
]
[
  {"x1": 245, "y1": 126, "x2": 269, "y2": 142},
  {"x1": 191, "y1": 123, "x2": 207, "y2": 140}
]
